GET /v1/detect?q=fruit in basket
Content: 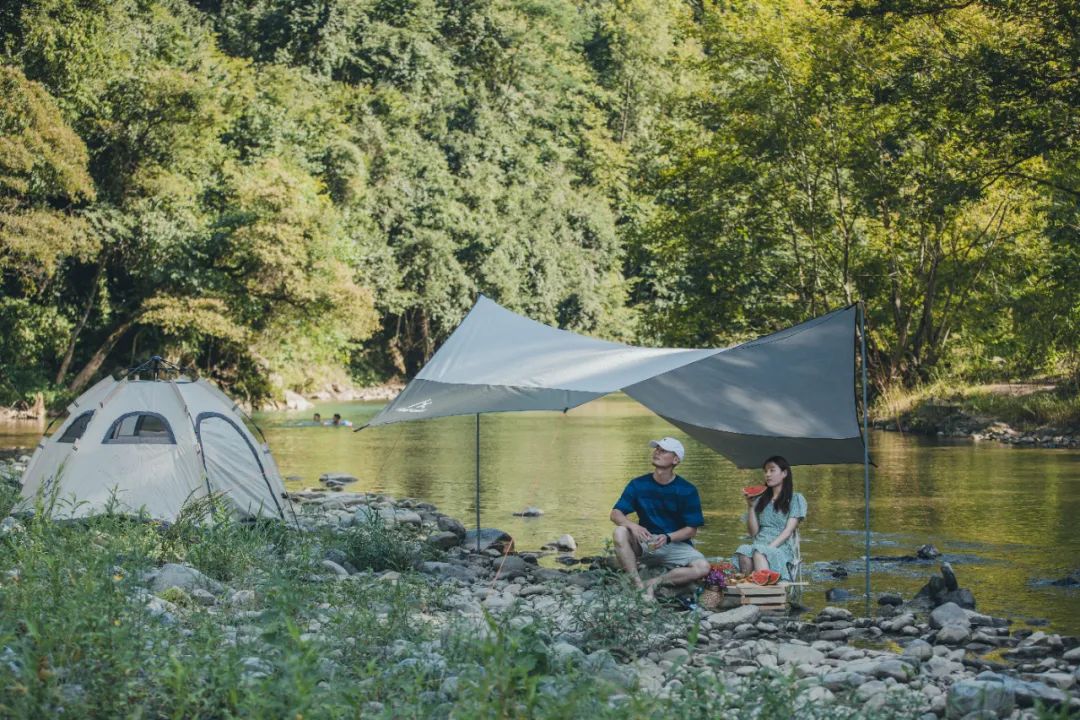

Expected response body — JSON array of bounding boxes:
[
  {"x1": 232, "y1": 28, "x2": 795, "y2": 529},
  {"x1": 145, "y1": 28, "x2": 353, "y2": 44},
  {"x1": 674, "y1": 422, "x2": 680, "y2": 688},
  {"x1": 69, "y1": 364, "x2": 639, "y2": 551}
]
[{"x1": 742, "y1": 485, "x2": 767, "y2": 497}]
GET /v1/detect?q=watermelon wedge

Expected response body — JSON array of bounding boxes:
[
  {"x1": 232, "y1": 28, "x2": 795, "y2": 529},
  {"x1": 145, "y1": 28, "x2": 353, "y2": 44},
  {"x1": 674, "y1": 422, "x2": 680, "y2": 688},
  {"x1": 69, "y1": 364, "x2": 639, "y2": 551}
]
[
  {"x1": 764, "y1": 570, "x2": 781, "y2": 585},
  {"x1": 742, "y1": 485, "x2": 767, "y2": 498},
  {"x1": 749, "y1": 569, "x2": 772, "y2": 585}
]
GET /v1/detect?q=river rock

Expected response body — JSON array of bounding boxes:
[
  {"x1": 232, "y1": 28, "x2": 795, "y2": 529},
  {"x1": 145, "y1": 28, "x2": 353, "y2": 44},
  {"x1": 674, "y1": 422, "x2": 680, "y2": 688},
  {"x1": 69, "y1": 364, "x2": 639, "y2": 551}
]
[
  {"x1": 917, "y1": 544, "x2": 941, "y2": 559},
  {"x1": 940, "y1": 588, "x2": 976, "y2": 609},
  {"x1": 825, "y1": 588, "x2": 854, "y2": 602},
  {"x1": 821, "y1": 671, "x2": 867, "y2": 691},
  {"x1": 940, "y1": 562, "x2": 959, "y2": 591},
  {"x1": 902, "y1": 639, "x2": 934, "y2": 662},
  {"x1": 150, "y1": 563, "x2": 224, "y2": 595},
  {"x1": 707, "y1": 605, "x2": 761, "y2": 629},
  {"x1": 463, "y1": 528, "x2": 513, "y2": 552},
  {"x1": 878, "y1": 592, "x2": 904, "y2": 606},
  {"x1": 1049, "y1": 569, "x2": 1080, "y2": 587},
  {"x1": 947, "y1": 679, "x2": 1016, "y2": 718},
  {"x1": 427, "y1": 531, "x2": 461, "y2": 549},
  {"x1": 777, "y1": 643, "x2": 825, "y2": 666},
  {"x1": 974, "y1": 671, "x2": 1071, "y2": 709},
  {"x1": 319, "y1": 473, "x2": 357, "y2": 488},
  {"x1": 494, "y1": 555, "x2": 529, "y2": 580},
  {"x1": 930, "y1": 603, "x2": 971, "y2": 630},
  {"x1": 420, "y1": 561, "x2": 480, "y2": 582},
  {"x1": 437, "y1": 515, "x2": 467, "y2": 538},
  {"x1": 937, "y1": 622, "x2": 971, "y2": 645},
  {"x1": 555, "y1": 534, "x2": 576, "y2": 551}
]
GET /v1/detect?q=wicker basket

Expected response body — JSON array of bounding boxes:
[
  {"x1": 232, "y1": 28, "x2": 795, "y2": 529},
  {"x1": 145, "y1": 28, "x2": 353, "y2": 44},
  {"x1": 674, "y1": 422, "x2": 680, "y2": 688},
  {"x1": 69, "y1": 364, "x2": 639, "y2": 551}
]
[{"x1": 699, "y1": 585, "x2": 724, "y2": 610}]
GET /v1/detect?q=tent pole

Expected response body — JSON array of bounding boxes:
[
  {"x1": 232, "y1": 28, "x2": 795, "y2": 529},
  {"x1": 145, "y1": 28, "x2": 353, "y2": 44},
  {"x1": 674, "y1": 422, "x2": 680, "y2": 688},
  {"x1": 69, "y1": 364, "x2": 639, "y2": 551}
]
[
  {"x1": 861, "y1": 302, "x2": 872, "y2": 613},
  {"x1": 475, "y1": 413, "x2": 481, "y2": 553}
]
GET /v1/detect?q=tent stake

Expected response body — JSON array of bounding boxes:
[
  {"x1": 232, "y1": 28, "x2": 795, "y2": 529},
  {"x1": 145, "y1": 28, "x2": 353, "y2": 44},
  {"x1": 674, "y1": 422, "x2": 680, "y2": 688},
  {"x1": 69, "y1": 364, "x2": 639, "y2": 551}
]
[
  {"x1": 475, "y1": 413, "x2": 481, "y2": 553},
  {"x1": 861, "y1": 302, "x2": 872, "y2": 614}
]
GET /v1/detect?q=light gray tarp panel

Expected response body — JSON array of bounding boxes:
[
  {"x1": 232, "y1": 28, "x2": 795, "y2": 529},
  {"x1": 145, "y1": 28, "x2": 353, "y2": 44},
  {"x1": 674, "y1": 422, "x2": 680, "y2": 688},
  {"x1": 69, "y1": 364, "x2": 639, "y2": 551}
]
[{"x1": 366, "y1": 296, "x2": 865, "y2": 467}]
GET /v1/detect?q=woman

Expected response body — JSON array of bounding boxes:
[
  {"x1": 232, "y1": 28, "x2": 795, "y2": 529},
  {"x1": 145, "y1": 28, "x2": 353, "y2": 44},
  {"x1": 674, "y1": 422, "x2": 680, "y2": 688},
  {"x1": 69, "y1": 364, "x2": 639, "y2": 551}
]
[{"x1": 733, "y1": 455, "x2": 806, "y2": 581}]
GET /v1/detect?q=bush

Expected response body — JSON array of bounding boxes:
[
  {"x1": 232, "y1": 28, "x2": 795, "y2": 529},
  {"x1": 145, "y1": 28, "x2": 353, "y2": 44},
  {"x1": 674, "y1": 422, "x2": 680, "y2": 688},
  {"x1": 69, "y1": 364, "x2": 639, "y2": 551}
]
[{"x1": 338, "y1": 513, "x2": 440, "y2": 572}]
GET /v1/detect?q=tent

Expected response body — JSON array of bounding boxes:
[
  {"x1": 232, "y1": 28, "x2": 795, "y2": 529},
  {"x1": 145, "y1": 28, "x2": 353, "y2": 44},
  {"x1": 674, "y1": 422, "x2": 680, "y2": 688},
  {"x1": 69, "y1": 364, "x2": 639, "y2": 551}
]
[
  {"x1": 19, "y1": 360, "x2": 290, "y2": 522},
  {"x1": 366, "y1": 295, "x2": 866, "y2": 468},
  {"x1": 363, "y1": 295, "x2": 873, "y2": 597}
]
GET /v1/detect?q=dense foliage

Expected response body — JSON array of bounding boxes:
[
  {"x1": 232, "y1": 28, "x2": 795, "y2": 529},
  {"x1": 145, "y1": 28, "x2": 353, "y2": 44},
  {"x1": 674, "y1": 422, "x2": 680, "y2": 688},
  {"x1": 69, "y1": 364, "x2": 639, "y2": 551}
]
[{"x1": 0, "y1": 0, "x2": 1076, "y2": 407}]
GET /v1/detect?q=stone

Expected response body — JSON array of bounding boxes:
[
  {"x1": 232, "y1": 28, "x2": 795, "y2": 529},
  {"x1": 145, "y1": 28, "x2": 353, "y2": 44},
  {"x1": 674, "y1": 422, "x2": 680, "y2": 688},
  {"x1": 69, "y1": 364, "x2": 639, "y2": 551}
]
[
  {"x1": 795, "y1": 685, "x2": 835, "y2": 708},
  {"x1": 873, "y1": 659, "x2": 916, "y2": 682},
  {"x1": 420, "y1": 561, "x2": 480, "y2": 582},
  {"x1": 941, "y1": 588, "x2": 976, "y2": 609},
  {"x1": 513, "y1": 506, "x2": 544, "y2": 517},
  {"x1": 917, "y1": 544, "x2": 941, "y2": 559},
  {"x1": 437, "y1": 515, "x2": 467, "y2": 538},
  {"x1": 394, "y1": 509, "x2": 423, "y2": 526},
  {"x1": 463, "y1": 528, "x2": 513, "y2": 552},
  {"x1": 494, "y1": 555, "x2": 529, "y2": 580},
  {"x1": 550, "y1": 642, "x2": 585, "y2": 665},
  {"x1": 855, "y1": 680, "x2": 888, "y2": 702},
  {"x1": 930, "y1": 603, "x2": 971, "y2": 630},
  {"x1": 150, "y1": 564, "x2": 224, "y2": 595},
  {"x1": 706, "y1": 605, "x2": 761, "y2": 629},
  {"x1": 427, "y1": 531, "x2": 461, "y2": 549},
  {"x1": 320, "y1": 560, "x2": 350, "y2": 577},
  {"x1": 878, "y1": 592, "x2": 904, "y2": 606},
  {"x1": 825, "y1": 588, "x2": 854, "y2": 602},
  {"x1": 1062, "y1": 646, "x2": 1080, "y2": 661},
  {"x1": 318, "y1": 473, "x2": 358, "y2": 489},
  {"x1": 821, "y1": 671, "x2": 867, "y2": 691},
  {"x1": 941, "y1": 562, "x2": 959, "y2": 591},
  {"x1": 555, "y1": 534, "x2": 576, "y2": 551},
  {"x1": 777, "y1": 643, "x2": 826, "y2": 666},
  {"x1": 190, "y1": 588, "x2": 217, "y2": 606},
  {"x1": 818, "y1": 607, "x2": 854, "y2": 621},
  {"x1": 937, "y1": 623, "x2": 971, "y2": 645},
  {"x1": 903, "y1": 639, "x2": 934, "y2": 662},
  {"x1": 230, "y1": 590, "x2": 256, "y2": 606},
  {"x1": 946, "y1": 679, "x2": 1015, "y2": 718},
  {"x1": 662, "y1": 648, "x2": 689, "y2": 663}
]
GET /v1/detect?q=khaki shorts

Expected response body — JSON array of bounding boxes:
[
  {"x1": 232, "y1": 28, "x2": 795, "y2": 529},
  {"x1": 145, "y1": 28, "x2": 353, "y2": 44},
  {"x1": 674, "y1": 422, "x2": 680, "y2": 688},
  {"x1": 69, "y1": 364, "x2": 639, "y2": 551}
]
[{"x1": 638, "y1": 538, "x2": 706, "y2": 569}]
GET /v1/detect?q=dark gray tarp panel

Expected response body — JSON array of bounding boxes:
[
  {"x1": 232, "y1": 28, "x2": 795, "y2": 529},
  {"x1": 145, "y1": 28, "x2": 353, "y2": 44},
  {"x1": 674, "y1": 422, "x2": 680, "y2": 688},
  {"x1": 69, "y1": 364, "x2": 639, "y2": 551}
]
[{"x1": 622, "y1": 306, "x2": 862, "y2": 465}]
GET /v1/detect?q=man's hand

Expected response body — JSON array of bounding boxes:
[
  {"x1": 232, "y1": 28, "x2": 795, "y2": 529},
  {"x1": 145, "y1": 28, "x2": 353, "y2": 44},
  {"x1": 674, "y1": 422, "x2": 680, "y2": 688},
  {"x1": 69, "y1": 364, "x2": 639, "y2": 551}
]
[{"x1": 625, "y1": 522, "x2": 651, "y2": 543}]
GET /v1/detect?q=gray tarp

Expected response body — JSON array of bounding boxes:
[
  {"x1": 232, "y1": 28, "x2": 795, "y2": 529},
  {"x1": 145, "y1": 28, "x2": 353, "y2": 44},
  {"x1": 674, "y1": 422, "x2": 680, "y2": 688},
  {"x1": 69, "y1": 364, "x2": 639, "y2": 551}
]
[{"x1": 367, "y1": 296, "x2": 865, "y2": 468}]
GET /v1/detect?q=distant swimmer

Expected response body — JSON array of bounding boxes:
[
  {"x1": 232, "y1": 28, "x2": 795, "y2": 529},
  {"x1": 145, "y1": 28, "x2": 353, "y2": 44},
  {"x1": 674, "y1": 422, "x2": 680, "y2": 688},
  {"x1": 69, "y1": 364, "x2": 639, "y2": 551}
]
[{"x1": 330, "y1": 413, "x2": 353, "y2": 427}]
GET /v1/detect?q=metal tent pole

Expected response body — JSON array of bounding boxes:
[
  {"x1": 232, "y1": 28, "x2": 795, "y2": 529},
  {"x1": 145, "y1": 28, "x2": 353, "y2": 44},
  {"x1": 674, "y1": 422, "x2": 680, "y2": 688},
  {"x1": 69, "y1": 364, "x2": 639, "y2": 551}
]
[
  {"x1": 861, "y1": 302, "x2": 872, "y2": 612},
  {"x1": 476, "y1": 413, "x2": 481, "y2": 553}
]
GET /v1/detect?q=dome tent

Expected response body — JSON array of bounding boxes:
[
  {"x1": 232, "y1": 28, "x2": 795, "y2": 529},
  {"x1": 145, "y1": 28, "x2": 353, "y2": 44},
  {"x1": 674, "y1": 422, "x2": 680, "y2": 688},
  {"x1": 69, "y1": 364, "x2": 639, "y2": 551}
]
[{"x1": 19, "y1": 358, "x2": 289, "y2": 522}]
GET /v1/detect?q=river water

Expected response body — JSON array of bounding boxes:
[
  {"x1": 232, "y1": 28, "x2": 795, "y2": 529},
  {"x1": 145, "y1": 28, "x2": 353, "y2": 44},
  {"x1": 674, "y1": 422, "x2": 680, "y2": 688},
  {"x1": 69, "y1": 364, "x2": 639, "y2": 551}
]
[{"x1": 5, "y1": 395, "x2": 1079, "y2": 633}]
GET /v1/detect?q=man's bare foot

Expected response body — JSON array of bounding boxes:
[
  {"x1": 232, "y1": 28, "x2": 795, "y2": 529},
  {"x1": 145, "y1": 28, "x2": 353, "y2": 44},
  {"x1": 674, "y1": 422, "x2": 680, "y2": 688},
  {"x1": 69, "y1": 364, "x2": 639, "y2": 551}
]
[{"x1": 642, "y1": 577, "x2": 662, "y2": 601}]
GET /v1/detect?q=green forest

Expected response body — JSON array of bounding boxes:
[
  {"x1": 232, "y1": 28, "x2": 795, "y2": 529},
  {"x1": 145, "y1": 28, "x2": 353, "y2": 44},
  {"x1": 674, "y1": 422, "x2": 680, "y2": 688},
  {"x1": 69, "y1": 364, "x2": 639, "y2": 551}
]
[{"x1": 1, "y1": 0, "x2": 1077, "y2": 408}]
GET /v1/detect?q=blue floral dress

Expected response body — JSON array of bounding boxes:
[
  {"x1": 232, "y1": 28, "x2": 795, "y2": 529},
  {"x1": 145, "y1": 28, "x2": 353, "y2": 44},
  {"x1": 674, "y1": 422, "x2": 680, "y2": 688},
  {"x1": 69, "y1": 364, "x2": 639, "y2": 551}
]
[{"x1": 733, "y1": 492, "x2": 806, "y2": 581}]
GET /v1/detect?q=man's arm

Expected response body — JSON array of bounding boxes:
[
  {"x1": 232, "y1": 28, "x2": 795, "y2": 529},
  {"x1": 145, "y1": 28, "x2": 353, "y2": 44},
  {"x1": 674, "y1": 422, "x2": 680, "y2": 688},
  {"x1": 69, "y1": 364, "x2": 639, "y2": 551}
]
[{"x1": 610, "y1": 509, "x2": 651, "y2": 542}]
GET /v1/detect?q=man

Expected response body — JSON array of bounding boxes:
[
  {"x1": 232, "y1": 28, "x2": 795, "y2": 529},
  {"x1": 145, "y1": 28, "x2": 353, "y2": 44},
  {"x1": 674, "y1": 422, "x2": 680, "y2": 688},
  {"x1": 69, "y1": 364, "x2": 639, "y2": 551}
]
[{"x1": 610, "y1": 436, "x2": 709, "y2": 599}]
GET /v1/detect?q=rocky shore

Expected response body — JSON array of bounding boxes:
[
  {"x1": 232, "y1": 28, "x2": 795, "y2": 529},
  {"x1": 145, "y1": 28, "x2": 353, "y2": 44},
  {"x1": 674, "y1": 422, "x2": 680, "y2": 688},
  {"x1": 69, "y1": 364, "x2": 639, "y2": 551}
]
[
  {"x1": 872, "y1": 402, "x2": 1079, "y2": 450},
  {"x1": 2, "y1": 461, "x2": 1079, "y2": 717}
]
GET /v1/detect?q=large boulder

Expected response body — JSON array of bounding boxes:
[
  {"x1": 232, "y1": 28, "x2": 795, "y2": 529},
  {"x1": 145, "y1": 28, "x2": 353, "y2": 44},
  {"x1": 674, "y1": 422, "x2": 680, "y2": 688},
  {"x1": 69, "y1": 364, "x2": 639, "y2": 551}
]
[
  {"x1": 463, "y1": 528, "x2": 513, "y2": 553},
  {"x1": 706, "y1": 605, "x2": 761, "y2": 629},
  {"x1": 930, "y1": 602, "x2": 971, "y2": 629},
  {"x1": 946, "y1": 679, "x2": 1014, "y2": 718}
]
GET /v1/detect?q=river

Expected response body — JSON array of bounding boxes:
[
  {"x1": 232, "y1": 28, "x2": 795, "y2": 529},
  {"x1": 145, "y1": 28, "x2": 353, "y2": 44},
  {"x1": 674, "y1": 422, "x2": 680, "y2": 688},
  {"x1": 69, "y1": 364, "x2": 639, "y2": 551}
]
[{"x1": 5, "y1": 395, "x2": 1079, "y2": 633}]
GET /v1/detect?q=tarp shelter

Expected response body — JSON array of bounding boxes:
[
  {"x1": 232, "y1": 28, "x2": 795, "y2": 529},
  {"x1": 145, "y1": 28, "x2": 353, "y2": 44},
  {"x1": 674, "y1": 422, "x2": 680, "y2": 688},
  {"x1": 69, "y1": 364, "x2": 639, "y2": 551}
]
[
  {"x1": 20, "y1": 369, "x2": 290, "y2": 522},
  {"x1": 366, "y1": 296, "x2": 866, "y2": 468}
]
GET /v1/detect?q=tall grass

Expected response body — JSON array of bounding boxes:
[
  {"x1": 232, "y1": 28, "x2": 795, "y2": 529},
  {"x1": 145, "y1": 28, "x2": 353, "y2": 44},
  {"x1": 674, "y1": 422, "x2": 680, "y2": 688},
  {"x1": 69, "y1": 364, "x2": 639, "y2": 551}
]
[{"x1": 873, "y1": 380, "x2": 1080, "y2": 430}]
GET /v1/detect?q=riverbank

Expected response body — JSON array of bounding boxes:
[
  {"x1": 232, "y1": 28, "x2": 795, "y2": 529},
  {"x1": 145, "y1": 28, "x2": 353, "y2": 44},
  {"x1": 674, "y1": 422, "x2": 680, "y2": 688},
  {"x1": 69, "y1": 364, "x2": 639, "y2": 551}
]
[
  {"x1": 1, "y1": 469, "x2": 1077, "y2": 717},
  {"x1": 872, "y1": 382, "x2": 1080, "y2": 449}
]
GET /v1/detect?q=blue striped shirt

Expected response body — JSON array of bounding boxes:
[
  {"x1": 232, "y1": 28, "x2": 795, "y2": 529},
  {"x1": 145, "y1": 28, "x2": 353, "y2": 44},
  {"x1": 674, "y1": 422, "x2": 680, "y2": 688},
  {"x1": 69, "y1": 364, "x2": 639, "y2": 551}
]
[{"x1": 613, "y1": 474, "x2": 705, "y2": 537}]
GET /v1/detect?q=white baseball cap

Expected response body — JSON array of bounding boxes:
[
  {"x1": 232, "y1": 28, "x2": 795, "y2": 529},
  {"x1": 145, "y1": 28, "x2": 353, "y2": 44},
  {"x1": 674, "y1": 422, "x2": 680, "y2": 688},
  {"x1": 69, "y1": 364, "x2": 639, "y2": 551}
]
[{"x1": 649, "y1": 436, "x2": 685, "y2": 462}]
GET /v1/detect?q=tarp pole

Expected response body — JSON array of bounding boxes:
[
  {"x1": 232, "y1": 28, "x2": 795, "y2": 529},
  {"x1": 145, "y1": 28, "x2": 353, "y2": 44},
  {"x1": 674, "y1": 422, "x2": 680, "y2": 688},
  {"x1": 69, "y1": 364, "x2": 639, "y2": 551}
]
[
  {"x1": 475, "y1": 413, "x2": 481, "y2": 553},
  {"x1": 861, "y1": 302, "x2": 872, "y2": 613}
]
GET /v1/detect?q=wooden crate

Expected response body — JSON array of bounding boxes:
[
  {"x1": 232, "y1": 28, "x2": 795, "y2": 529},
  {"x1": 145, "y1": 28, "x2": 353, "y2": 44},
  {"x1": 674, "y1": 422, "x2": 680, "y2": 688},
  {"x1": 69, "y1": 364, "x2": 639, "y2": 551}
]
[{"x1": 721, "y1": 582, "x2": 790, "y2": 612}]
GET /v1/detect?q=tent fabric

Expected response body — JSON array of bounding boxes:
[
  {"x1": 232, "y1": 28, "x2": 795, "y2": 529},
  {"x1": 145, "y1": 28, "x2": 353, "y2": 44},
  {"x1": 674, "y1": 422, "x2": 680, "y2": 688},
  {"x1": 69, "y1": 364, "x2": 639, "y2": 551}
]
[
  {"x1": 19, "y1": 377, "x2": 288, "y2": 521},
  {"x1": 368, "y1": 296, "x2": 865, "y2": 468}
]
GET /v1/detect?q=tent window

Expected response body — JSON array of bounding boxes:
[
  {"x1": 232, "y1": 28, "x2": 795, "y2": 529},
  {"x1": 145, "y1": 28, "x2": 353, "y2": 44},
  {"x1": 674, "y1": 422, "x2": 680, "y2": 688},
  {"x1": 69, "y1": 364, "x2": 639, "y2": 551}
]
[
  {"x1": 57, "y1": 412, "x2": 94, "y2": 443},
  {"x1": 103, "y1": 412, "x2": 176, "y2": 445}
]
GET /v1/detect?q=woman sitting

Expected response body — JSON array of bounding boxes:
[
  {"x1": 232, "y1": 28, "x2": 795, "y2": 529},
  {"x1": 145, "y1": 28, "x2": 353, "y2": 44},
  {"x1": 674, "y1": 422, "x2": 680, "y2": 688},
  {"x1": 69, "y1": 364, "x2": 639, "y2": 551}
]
[{"x1": 733, "y1": 455, "x2": 806, "y2": 581}]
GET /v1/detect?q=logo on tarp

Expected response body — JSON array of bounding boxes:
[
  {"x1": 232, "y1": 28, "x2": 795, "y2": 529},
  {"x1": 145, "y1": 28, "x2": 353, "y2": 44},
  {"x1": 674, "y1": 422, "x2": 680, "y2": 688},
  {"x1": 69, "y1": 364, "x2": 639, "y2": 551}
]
[{"x1": 397, "y1": 399, "x2": 432, "y2": 413}]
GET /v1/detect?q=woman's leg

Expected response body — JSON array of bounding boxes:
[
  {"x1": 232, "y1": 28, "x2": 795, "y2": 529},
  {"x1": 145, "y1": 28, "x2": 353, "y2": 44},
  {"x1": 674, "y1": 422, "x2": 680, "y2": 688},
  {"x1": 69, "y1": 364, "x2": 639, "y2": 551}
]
[
  {"x1": 736, "y1": 552, "x2": 753, "y2": 574},
  {"x1": 751, "y1": 550, "x2": 770, "y2": 571}
]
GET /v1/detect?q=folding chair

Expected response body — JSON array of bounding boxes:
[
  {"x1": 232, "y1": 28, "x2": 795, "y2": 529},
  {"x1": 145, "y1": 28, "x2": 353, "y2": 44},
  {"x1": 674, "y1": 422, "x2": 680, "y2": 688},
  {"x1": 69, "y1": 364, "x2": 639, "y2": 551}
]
[{"x1": 786, "y1": 526, "x2": 804, "y2": 603}]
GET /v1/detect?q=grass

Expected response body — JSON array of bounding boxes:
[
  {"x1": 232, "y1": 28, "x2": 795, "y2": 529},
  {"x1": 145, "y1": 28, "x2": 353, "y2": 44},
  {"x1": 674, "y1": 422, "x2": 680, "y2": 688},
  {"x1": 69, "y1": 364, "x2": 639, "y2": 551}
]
[
  {"x1": 0, "y1": 502, "x2": 1072, "y2": 718},
  {"x1": 873, "y1": 379, "x2": 1080, "y2": 431}
]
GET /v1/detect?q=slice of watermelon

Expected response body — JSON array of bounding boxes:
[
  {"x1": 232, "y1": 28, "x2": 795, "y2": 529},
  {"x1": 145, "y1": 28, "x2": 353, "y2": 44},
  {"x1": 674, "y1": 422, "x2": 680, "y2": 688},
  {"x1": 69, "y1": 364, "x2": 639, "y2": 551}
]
[
  {"x1": 764, "y1": 570, "x2": 781, "y2": 585},
  {"x1": 749, "y1": 569, "x2": 772, "y2": 585},
  {"x1": 742, "y1": 485, "x2": 767, "y2": 497}
]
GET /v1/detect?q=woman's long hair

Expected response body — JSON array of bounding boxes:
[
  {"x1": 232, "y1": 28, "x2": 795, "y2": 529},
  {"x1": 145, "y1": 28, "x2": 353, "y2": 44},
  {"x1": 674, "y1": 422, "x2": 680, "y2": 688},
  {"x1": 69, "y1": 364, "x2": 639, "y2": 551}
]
[{"x1": 755, "y1": 455, "x2": 793, "y2": 516}]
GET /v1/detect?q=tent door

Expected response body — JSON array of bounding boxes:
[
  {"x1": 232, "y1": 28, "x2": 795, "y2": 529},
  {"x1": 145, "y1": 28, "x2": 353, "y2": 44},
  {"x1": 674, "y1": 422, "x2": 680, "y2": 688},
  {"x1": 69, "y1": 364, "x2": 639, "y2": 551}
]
[{"x1": 195, "y1": 413, "x2": 282, "y2": 518}]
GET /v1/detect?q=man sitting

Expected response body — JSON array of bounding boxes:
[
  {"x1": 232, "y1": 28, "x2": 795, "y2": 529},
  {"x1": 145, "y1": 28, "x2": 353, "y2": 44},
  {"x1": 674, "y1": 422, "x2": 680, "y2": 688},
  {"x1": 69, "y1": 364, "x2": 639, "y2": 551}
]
[{"x1": 610, "y1": 436, "x2": 709, "y2": 600}]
